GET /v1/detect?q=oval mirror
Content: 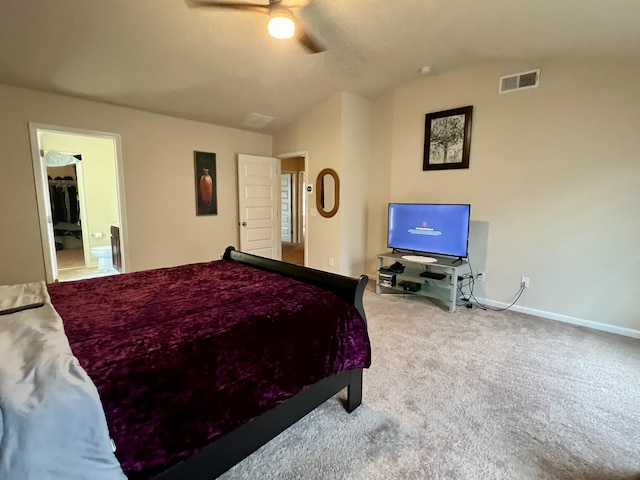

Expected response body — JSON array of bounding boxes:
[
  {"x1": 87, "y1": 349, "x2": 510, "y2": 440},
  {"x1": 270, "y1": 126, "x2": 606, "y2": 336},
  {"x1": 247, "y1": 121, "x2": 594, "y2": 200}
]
[{"x1": 316, "y1": 168, "x2": 340, "y2": 218}]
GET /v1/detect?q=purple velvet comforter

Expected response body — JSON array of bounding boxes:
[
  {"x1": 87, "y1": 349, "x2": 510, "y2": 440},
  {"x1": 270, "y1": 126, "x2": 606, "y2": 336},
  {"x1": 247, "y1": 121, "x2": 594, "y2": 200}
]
[{"x1": 48, "y1": 260, "x2": 371, "y2": 479}]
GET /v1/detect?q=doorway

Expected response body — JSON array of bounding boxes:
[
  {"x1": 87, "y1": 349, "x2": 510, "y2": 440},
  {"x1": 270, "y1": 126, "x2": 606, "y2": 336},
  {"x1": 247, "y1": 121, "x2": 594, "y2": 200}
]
[
  {"x1": 47, "y1": 161, "x2": 84, "y2": 277},
  {"x1": 279, "y1": 155, "x2": 306, "y2": 266},
  {"x1": 29, "y1": 124, "x2": 127, "y2": 283}
]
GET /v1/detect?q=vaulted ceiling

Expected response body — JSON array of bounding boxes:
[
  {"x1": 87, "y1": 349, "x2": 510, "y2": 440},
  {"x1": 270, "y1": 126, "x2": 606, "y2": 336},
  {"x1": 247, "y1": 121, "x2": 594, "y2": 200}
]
[{"x1": 1, "y1": 0, "x2": 639, "y2": 133}]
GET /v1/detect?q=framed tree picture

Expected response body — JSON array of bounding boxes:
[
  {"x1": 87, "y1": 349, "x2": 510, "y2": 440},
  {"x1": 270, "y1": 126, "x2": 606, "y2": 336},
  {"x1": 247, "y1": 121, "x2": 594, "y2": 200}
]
[
  {"x1": 423, "y1": 106, "x2": 473, "y2": 170},
  {"x1": 194, "y1": 151, "x2": 217, "y2": 215}
]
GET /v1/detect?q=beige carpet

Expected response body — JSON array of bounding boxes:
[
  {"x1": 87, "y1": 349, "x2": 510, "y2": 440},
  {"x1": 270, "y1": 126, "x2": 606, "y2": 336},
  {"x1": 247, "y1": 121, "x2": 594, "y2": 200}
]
[{"x1": 221, "y1": 287, "x2": 640, "y2": 479}]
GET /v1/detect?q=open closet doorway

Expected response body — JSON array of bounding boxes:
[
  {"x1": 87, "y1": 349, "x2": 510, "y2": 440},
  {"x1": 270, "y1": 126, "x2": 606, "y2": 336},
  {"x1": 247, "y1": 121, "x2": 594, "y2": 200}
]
[
  {"x1": 29, "y1": 123, "x2": 127, "y2": 283},
  {"x1": 279, "y1": 154, "x2": 307, "y2": 267}
]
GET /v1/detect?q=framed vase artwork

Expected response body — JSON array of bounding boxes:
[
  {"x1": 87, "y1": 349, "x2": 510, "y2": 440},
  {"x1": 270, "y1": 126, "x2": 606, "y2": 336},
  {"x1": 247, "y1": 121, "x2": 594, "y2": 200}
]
[
  {"x1": 194, "y1": 151, "x2": 217, "y2": 215},
  {"x1": 423, "y1": 105, "x2": 473, "y2": 170}
]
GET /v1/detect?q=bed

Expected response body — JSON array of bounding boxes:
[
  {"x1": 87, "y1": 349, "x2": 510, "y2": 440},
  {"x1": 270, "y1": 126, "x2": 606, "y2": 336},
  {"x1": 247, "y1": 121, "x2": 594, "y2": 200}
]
[{"x1": 0, "y1": 247, "x2": 370, "y2": 479}]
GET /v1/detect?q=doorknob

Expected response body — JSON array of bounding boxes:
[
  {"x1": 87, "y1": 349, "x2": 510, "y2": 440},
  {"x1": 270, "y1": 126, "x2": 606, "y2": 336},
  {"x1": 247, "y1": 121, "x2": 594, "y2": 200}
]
[{"x1": 241, "y1": 221, "x2": 247, "y2": 227}]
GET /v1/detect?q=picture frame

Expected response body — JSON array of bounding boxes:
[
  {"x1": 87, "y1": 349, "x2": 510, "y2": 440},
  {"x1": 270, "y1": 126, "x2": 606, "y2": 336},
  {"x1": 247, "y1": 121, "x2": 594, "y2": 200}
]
[
  {"x1": 423, "y1": 106, "x2": 473, "y2": 170},
  {"x1": 194, "y1": 151, "x2": 217, "y2": 215}
]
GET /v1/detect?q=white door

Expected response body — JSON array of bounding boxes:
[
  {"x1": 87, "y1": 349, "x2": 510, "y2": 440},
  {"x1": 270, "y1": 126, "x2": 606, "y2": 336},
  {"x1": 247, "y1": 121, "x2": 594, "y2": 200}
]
[
  {"x1": 237, "y1": 154, "x2": 281, "y2": 259},
  {"x1": 281, "y1": 173, "x2": 292, "y2": 243}
]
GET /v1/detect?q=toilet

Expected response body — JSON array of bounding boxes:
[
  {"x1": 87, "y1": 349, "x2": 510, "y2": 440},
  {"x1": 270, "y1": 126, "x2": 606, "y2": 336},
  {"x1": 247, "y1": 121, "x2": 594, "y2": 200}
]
[{"x1": 90, "y1": 245, "x2": 114, "y2": 271}]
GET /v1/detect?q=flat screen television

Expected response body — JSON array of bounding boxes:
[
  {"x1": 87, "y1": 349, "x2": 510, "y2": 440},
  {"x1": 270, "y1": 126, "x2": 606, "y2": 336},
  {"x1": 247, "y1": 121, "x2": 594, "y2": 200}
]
[{"x1": 387, "y1": 203, "x2": 471, "y2": 258}]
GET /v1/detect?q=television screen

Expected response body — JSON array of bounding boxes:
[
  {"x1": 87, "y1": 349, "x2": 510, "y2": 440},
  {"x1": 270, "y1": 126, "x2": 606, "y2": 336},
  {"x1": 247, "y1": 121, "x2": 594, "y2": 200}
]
[{"x1": 387, "y1": 203, "x2": 470, "y2": 258}]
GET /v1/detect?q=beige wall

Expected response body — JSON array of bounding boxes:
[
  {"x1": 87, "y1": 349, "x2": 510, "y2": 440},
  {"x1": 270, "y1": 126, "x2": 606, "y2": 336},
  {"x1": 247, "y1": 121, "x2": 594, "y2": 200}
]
[
  {"x1": 47, "y1": 164, "x2": 76, "y2": 180},
  {"x1": 365, "y1": 90, "x2": 396, "y2": 273},
  {"x1": 280, "y1": 157, "x2": 304, "y2": 172},
  {"x1": 274, "y1": 93, "x2": 343, "y2": 273},
  {"x1": 368, "y1": 59, "x2": 640, "y2": 332},
  {"x1": 339, "y1": 93, "x2": 372, "y2": 276},
  {"x1": 274, "y1": 92, "x2": 372, "y2": 276},
  {"x1": 0, "y1": 83, "x2": 271, "y2": 285},
  {"x1": 4, "y1": 59, "x2": 637, "y2": 333}
]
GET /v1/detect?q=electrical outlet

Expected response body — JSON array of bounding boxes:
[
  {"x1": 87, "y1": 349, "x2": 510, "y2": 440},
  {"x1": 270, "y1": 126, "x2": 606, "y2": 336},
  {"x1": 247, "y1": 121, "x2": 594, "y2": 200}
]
[
  {"x1": 477, "y1": 271, "x2": 485, "y2": 281},
  {"x1": 328, "y1": 257, "x2": 335, "y2": 267},
  {"x1": 521, "y1": 276, "x2": 530, "y2": 288}
]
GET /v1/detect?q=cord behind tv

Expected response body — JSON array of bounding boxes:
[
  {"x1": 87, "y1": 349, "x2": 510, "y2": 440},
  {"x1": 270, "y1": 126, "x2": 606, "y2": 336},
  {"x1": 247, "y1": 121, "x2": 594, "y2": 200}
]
[{"x1": 455, "y1": 254, "x2": 525, "y2": 312}]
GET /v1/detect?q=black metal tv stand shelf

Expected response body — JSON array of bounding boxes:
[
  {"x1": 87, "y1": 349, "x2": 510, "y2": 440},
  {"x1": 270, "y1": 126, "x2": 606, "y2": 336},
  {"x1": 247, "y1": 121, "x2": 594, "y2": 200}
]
[{"x1": 376, "y1": 252, "x2": 470, "y2": 313}]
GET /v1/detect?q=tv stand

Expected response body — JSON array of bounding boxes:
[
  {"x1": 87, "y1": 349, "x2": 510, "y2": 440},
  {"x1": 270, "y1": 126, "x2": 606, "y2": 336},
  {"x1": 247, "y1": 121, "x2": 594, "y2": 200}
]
[{"x1": 376, "y1": 252, "x2": 469, "y2": 313}]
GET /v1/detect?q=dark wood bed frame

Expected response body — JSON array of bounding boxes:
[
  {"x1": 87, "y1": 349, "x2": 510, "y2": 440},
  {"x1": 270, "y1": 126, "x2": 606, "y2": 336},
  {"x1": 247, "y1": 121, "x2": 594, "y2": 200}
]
[{"x1": 155, "y1": 246, "x2": 369, "y2": 480}]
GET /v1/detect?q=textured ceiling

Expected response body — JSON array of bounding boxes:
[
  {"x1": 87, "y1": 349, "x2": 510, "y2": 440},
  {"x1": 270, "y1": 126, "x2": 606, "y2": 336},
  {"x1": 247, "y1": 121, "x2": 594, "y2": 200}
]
[{"x1": 1, "y1": 0, "x2": 639, "y2": 133}]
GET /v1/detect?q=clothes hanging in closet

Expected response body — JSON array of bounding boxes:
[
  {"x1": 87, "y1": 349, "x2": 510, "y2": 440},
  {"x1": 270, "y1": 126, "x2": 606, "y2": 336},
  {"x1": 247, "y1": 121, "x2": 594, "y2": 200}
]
[{"x1": 49, "y1": 177, "x2": 80, "y2": 224}]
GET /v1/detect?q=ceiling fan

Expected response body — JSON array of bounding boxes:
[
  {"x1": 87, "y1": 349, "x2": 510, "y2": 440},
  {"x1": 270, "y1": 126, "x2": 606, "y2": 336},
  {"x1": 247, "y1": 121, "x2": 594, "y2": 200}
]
[{"x1": 187, "y1": 0, "x2": 325, "y2": 53}]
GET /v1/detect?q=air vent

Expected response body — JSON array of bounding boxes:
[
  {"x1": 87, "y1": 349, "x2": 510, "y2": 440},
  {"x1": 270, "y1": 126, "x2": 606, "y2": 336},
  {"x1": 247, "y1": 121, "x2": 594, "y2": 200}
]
[
  {"x1": 498, "y1": 68, "x2": 540, "y2": 94},
  {"x1": 241, "y1": 113, "x2": 275, "y2": 129}
]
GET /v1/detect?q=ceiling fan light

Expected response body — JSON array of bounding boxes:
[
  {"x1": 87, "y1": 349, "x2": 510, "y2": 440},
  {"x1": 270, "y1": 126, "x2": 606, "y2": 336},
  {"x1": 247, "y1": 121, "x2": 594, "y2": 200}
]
[{"x1": 268, "y1": 12, "x2": 295, "y2": 39}]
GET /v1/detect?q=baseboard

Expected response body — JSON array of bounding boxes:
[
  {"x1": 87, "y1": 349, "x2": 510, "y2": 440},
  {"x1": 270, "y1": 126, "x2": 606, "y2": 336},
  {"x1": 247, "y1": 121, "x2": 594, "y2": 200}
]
[
  {"x1": 368, "y1": 269, "x2": 640, "y2": 340},
  {"x1": 475, "y1": 297, "x2": 640, "y2": 340}
]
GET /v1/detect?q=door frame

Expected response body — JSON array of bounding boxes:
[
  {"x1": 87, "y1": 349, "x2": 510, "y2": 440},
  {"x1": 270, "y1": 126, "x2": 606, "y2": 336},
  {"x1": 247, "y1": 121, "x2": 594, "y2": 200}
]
[
  {"x1": 276, "y1": 151, "x2": 308, "y2": 267},
  {"x1": 280, "y1": 171, "x2": 296, "y2": 243},
  {"x1": 29, "y1": 123, "x2": 129, "y2": 282}
]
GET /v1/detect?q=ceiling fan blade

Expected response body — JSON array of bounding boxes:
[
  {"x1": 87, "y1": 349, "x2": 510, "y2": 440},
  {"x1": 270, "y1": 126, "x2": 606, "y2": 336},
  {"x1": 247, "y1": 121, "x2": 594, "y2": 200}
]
[
  {"x1": 296, "y1": 24, "x2": 325, "y2": 54},
  {"x1": 186, "y1": 0, "x2": 269, "y2": 14}
]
